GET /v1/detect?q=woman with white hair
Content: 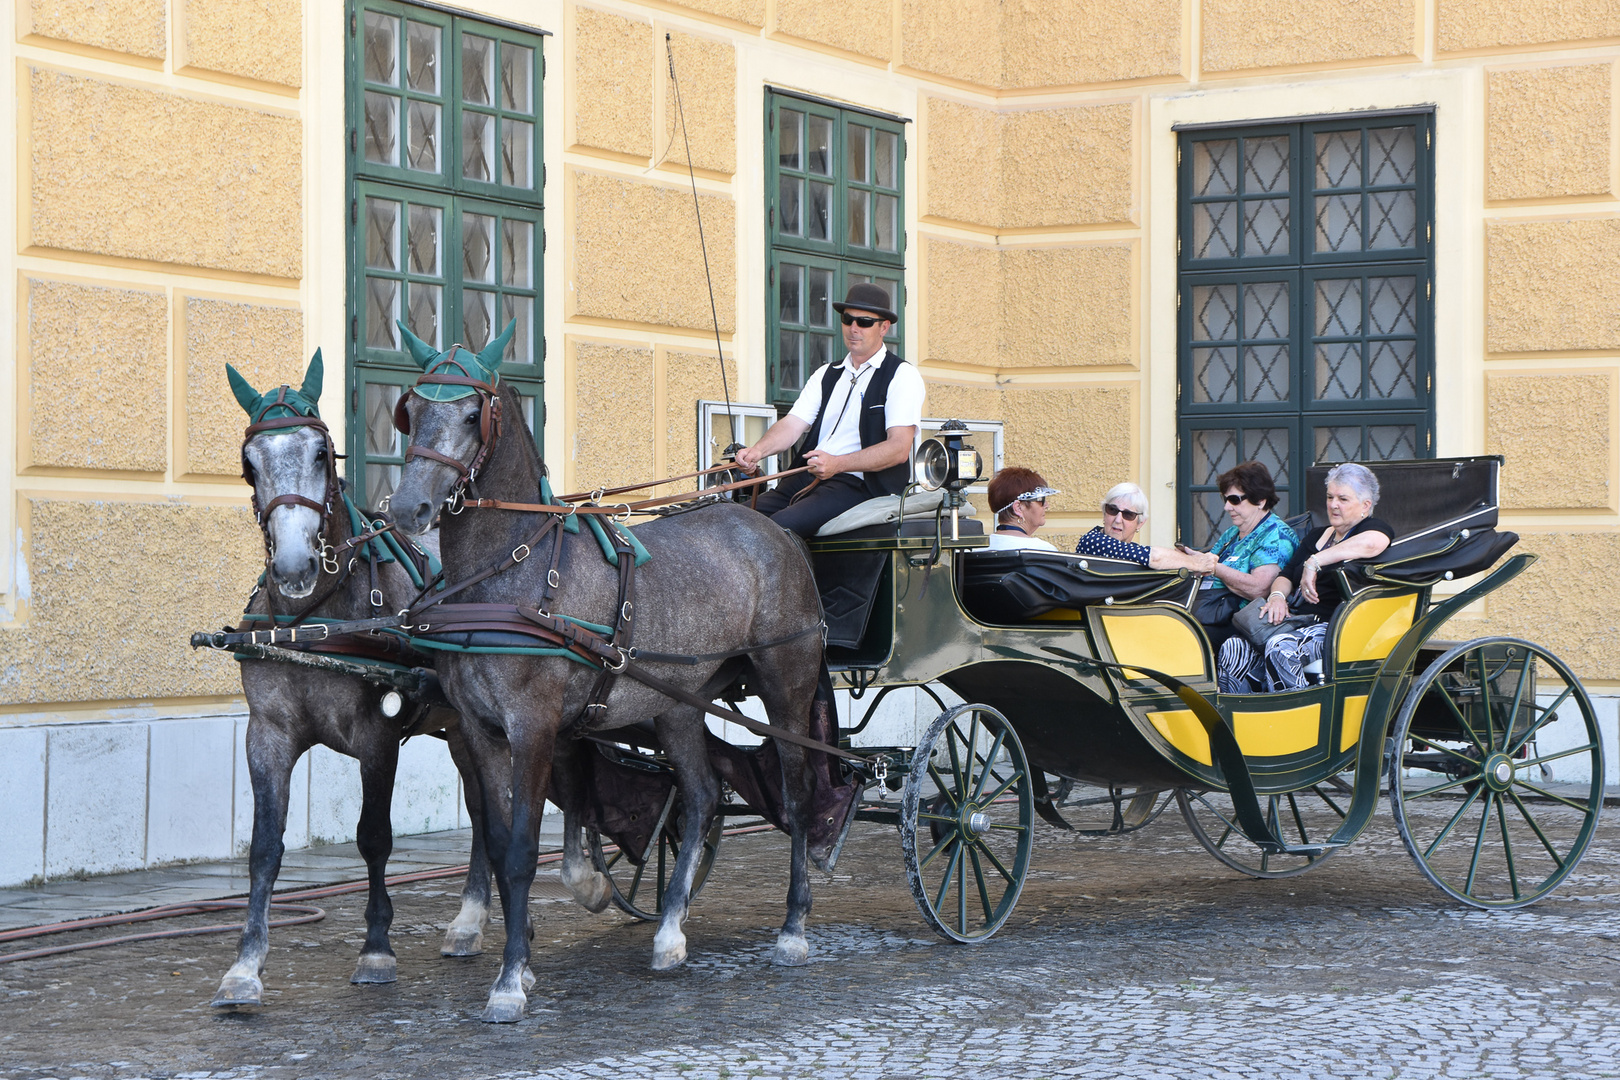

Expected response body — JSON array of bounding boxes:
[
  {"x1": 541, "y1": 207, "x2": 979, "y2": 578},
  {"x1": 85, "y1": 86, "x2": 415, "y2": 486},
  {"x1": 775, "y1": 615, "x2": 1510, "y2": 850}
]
[
  {"x1": 1074, "y1": 482, "x2": 1219, "y2": 573},
  {"x1": 1219, "y1": 463, "x2": 1395, "y2": 693}
]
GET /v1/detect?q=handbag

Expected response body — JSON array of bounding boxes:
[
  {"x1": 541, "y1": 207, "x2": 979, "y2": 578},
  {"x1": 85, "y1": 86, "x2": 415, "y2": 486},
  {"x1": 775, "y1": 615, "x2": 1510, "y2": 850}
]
[
  {"x1": 1233, "y1": 597, "x2": 1318, "y2": 649},
  {"x1": 1193, "y1": 588, "x2": 1245, "y2": 627}
]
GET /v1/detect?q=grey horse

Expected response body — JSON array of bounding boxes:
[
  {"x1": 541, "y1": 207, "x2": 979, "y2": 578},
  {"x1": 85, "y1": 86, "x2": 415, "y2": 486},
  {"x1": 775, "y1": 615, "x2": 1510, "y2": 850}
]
[
  {"x1": 211, "y1": 353, "x2": 496, "y2": 1008},
  {"x1": 388, "y1": 322, "x2": 825, "y2": 1023}
]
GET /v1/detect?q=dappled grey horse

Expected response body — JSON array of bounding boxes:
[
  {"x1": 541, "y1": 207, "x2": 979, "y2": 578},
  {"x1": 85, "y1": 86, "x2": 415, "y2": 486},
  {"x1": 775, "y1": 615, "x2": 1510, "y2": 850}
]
[
  {"x1": 389, "y1": 322, "x2": 825, "y2": 1023},
  {"x1": 211, "y1": 353, "x2": 497, "y2": 1008}
]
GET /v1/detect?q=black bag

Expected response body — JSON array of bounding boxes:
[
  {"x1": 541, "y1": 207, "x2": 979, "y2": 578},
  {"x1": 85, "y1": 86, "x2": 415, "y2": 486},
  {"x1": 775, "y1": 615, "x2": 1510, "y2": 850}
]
[
  {"x1": 1193, "y1": 588, "x2": 1244, "y2": 628},
  {"x1": 1233, "y1": 597, "x2": 1319, "y2": 649}
]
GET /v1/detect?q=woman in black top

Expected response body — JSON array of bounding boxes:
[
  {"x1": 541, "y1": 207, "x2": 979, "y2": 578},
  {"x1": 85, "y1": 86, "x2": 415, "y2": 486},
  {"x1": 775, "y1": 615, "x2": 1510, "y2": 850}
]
[{"x1": 1223, "y1": 463, "x2": 1395, "y2": 693}]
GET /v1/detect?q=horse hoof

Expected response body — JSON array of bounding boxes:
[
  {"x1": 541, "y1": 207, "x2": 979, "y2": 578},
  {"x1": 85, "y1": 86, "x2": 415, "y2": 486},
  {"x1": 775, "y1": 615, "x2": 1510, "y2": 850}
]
[
  {"x1": 440, "y1": 928, "x2": 484, "y2": 957},
  {"x1": 351, "y1": 954, "x2": 398, "y2": 984},
  {"x1": 211, "y1": 974, "x2": 263, "y2": 1008},
  {"x1": 481, "y1": 992, "x2": 526, "y2": 1023},
  {"x1": 771, "y1": 936, "x2": 810, "y2": 967},
  {"x1": 563, "y1": 869, "x2": 612, "y2": 914},
  {"x1": 522, "y1": 967, "x2": 536, "y2": 991},
  {"x1": 651, "y1": 942, "x2": 688, "y2": 971}
]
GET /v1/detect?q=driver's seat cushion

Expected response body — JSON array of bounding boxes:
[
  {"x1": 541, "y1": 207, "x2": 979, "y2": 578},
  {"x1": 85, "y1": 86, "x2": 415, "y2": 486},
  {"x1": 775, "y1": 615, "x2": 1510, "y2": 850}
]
[{"x1": 815, "y1": 488, "x2": 972, "y2": 536}]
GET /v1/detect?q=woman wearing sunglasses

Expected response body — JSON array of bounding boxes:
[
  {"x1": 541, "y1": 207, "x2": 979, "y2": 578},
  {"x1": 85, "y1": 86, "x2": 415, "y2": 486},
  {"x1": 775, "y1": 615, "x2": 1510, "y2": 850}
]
[
  {"x1": 987, "y1": 467, "x2": 1060, "y2": 551},
  {"x1": 1073, "y1": 482, "x2": 1218, "y2": 572},
  {"x1": 1195, "y1": 461, "x2": 1300, "y2": 652}
]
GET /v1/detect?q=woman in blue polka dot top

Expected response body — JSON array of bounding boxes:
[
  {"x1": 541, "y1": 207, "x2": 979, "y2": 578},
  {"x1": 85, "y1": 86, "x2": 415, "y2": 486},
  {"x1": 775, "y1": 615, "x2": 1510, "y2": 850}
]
[{"x1": 1074, "y1": 482, "x2": 1218, "y2": 573}]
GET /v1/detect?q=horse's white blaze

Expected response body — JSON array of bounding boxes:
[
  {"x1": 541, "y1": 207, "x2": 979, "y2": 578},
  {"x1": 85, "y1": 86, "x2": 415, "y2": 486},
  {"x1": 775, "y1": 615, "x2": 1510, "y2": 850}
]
[{"x1": 265, "y1": 503, "x2": 324, "y2": 596}]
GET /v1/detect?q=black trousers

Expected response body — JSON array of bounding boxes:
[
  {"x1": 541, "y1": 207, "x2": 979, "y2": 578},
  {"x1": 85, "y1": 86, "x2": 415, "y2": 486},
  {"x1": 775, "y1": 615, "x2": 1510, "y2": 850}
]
[{"x1": 752, "y1": 473, "x2": 873, "y2": 537}]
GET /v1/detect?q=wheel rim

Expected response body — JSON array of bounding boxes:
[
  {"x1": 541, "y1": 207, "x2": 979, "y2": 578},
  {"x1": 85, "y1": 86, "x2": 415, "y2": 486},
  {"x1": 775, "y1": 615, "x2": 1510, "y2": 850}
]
[
  {"x1": 587, "y1": 791, "x2": 724, "y2": 921},
  {"x1": 1391, "y1": 637, "x2": 1604, "y2": 909},
  {"x1": 1177, "y1": 783, "x2": 1349, "y2": 879},
  {"x1": 901, "y1": 704, "x2": 1034, "y2": 943}
]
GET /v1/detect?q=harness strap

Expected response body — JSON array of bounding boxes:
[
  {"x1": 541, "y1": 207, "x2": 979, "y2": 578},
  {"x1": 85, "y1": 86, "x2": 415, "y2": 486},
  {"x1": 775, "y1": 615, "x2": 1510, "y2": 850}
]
[
  {"x1": 576, "y1": 523, "x2": 639, "y2": 729},
  {"x1": 407, "y1": 514, "x2": 563, "y2": 617},
  {"x1": 461, "y1": 464, "x2": 813, "y2": 515}
]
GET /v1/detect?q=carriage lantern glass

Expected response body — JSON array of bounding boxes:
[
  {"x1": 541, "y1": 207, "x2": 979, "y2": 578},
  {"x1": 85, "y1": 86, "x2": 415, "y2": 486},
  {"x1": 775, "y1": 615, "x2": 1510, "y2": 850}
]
[{"x1": 914, "y1": 419, "x2": 982, "y2": 494}]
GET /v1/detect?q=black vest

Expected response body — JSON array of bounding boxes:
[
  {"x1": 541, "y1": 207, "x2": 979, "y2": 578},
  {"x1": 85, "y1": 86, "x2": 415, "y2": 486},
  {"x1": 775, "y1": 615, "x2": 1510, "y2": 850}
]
[{"x1": 792, "y1": 349, "x2": 911, "y2": 498}]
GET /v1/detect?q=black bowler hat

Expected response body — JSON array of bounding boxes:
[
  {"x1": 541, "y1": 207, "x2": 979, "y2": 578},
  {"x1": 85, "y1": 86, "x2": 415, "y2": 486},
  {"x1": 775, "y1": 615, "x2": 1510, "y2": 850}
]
[{"x1": 831, "y1": 282, "x2": 898, "y2": 324}]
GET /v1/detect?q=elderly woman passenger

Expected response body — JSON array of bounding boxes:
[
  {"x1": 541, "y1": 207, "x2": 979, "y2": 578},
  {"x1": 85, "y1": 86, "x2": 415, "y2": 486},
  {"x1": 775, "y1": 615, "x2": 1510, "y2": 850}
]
[
  {"x1": 1197, "y1": 461, "x2": 1299, "y2": 648},
  {"x1": 1074, "y1": 483, "x2": 1217, "y2": 573},
  {"x1": 1218, "y1": 463, "x2": 1394, "y2": 693}
]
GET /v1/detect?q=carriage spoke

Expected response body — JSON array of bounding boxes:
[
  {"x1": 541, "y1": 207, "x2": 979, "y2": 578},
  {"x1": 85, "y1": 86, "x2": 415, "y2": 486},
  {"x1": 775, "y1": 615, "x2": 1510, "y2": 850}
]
[
  {"x1": 1511, "y1": 780, "x2": 1595, "y2": 814},
  {"x1": 957, "y1": 845, "x2": 969, "y2": 933},
  {"x1": 1309, "y1": 785, "x2": 1348, "y2": 819},
  {"x1": 1495, "y1": 793, "x2": 1520, "y2": 902},
  {"x1": 1422, "y1": 784, "x2": 1486, "y2": 860},
  {"x1": 1436, "y1": 681, "x2": 1490, "y2": 756},
  {"x1": 927, "y1": 763, "x2": 961, "y2": 810},
  {"x1": 1475, "y1": 649, "x2": 1499, "y2": 750},
  {"x1": 919, "y1": 832, "x2": 959, "y2": 873},
  {"x1": 1505, "y1": 789, "x2": 1567, "y2": 870},
  {"x1": 1406, "y1": 731, "x2": 1485, "y2": 767},
  {"x1": 1288, "y1": 793, "x2": 1310, "y2": 843},
  {"x1": 946, "y1": 729, "x2": 968, "y2": 800},
  {"x1": 1405, "y1": 774, "x2": 1475, "y2": 801},
  {"x1": 1463, "y1": 791, "x2": 1494, "y2": 896},
  {"x1": 972, "y1": 839, "x2": 1017, "y2": 886},
  {"x1": 1517, "y1": 743, "x2": 1597, "y2": 771},
  {"x1": 1507, "y1": 685, "x2": 1573, "y2": 756},
  {"x1": 971, "y1": 728, "x2": 1008, "y2": 800},
  {"x1": 967, "y1": 844, "x2": 995, "y2": 924},
  {"x1": 934, "y1": 842, "x2": 963, "y2": 911},
  {"x1": 979, "y1": 769, "x2": 1025, "y2": 807},
  {"x1": 1505, "y1": 653, "x2": 1532, "y2": 748}
]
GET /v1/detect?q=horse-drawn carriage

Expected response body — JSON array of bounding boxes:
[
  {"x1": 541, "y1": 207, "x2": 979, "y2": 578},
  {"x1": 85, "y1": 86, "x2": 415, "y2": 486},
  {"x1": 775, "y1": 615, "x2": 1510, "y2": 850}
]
[{"x1": 207, "y1": 337, "x2": 1604, "y2": 1021}]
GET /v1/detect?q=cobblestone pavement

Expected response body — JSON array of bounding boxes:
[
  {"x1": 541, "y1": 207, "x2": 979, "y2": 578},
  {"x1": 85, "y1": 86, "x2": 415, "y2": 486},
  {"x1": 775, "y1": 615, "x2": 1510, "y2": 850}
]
[{"x1": 2, "y1": 797, "x2": 1618, "y2": 1080}]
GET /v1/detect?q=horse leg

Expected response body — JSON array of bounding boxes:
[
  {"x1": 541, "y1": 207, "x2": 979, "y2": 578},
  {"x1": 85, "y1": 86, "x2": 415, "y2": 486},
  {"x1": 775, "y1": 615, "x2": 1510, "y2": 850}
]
[
  {"x1": 647, "y1": 706, "x2": 721, "y2": 971},
  {"x1": 350, "y1": 739, "x2": 401, "y2": 984},
  {"x1": 441, "y1": 723, "x2": 493, "y2": 956},
  {"x1": 214, "y1": 720, "x2": 303, "y2": 1007},
  {"x1": 752, "y1": 659, "x2": 822, "y2": 967},
  {"x1": 482, "y1": 725, "x2": 554, "y2": 1023},
  {"x1": 550, "y1": 738, "x2": 611, "y2": 912}
]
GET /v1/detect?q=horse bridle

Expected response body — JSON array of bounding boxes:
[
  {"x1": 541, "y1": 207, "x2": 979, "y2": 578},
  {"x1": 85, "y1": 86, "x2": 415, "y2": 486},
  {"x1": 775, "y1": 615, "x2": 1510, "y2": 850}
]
[
  {"x1": 392, "y1": 347, "x2": 502, "y2": 507},
  {"x1": 242, "y1": 386, "x2": 340, "y2": 572}
]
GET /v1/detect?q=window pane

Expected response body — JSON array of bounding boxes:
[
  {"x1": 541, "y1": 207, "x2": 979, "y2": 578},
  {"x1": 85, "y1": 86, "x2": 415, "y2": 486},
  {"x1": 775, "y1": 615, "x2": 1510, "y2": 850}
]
[
  {"x1": 407, "y1": 205, "x2": 440, "y2": 275},
  {"x1": 367, "y1": 463, "x2": 401, "y2": 511},
  {"x1": 874, "y1": 130, "x2": 897, "y2": 187},
  {"x1": 463, "y1": 34, "x2": 493, "y2": 104},
  {"x1": 502, "y1": 220, "x2": 532, "y2": 287},
  {"x1": 779, "y1": 263, "x2": 802, "y2": 323},
  {"x1": 848, "y1": 124, "x2": 869, "y2": 182},
  {"x1": 874, "y1": 194, "x2": 898, "y2": 252},
  {"x1": 364, "y1": 13, "x2": 399, "y2": 86},
  {"x1": 778, "y1": 330, "x2": 803, "y2": 392},
  {"x1": 1315, "y1": 425, "x2": 1361, "y2": 464},
  {"x1": 1192, "y1": 347, "x2": 1238, "y2": 403},
  {"x1": 463, "y1": 289, "x2": 494, "y2": 350},
  {"x1": 808, "y1": 331, "x2": 832, "y2": 370},
  {"x1": 1368, "y1": 339, "x2": 1417, "y2": 398},
  {"x1": 1191, "y1": 284, "x2": 1238, "y2": 341},
  {"x1": 1243, "y1": 282, "x2": 1289, "y2": 340},
  {"x1": 1244, "y1": 345, "x2": 1290, "y2": 402},
  {"x1": 463, "y1": 213, "x2": 494, "y2": 282},
  {"x1": 779, "y1": 175, "x2": 802, "y2": 235},
  {"x1": 1367, "y1": 425, "x2": 1417, "y2": 459},
  {"x1": 1243, "y1": 135, "x2": 1290, "y2": 193},
  {"x1": 807, "y1": 268, "x2": 832, "y2": 327},
  {"x1": 1315, "y1": 131, "x2": 1361, "y2": 188},
  {"x1": 1192, "y1": 202, "x2": 1237, "y2": 260},
  {"x1": 462, "y1": 112, "x2": 493, "y2": 182},
  {"x1": 366, "y1": 199, "x2": 400, "y2": 270},
  {"x1": 1315, "y1": 194, "x2": 1362, "y2": 253},
  {"x1": 1193, "y1": 140, "x2": 1238, "y2": 196},
  {"x1": 366, "y1": 278, "x2": 399, "y2": 348},
  {"x1": 1368, "y1": 276, "x2": 1417, "y2": 335},
  {"x1": 363, "y1": 91, "x2": 399, "y2": 166},
  {"x1": 365, "y1": 384, "x2": 403, "y2": 457},
  {"x1": 1315, "y1": 342, "x2": 1361, "y2": 400},
  {"x1": 1368, "y1": 126, "x2": 1416, "y2": 185},
  {"x1": 1314, "y1": 278, "x2": 1362, "y2": 336},
  {"x1": 406, "y1": 22, "x2": 438, "y2": 93},
  {"x1": 779, "y1": 109, "x2": 802, "y2": 169},
  {"x1": 405, "y1": 101, "x2": 440, "y2": 172},
  {"x1": 501, "y1": 294, "x2": 533, "y2": 364},
  {"x1": 807, "y1": 115, "x2": 832, "y2": 175},
  {"x1": 1367, "y1": 190, "x2": 1416, "y2": 249},
  {"x1": 501, "y1": 44, "x2": 533, "y2": 111},
  {"x1": 807, "y1": 181, "x2": 831, "y2": 241},
  {"x1": 502, "y1": 119, "x2": 533, "y2": 188},
  {"x1": 848, "y1": 188, "x2": 869, "y2": 247},
  {"x1": 1245, "y1": 427, "x2": 1291, "y2": 502},
  {"x1": 407, "y1": 283, "x2": 441, "y2": 347},
  {"x1": 1243, "y1": 197, "x2": 1290, "y2": 257}
]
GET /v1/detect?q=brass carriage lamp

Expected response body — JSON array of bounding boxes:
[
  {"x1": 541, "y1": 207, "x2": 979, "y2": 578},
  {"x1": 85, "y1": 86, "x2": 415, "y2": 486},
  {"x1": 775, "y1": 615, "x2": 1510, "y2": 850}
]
[{"x1": 915, "y1": 419, "x2": 983, "y2": 540}]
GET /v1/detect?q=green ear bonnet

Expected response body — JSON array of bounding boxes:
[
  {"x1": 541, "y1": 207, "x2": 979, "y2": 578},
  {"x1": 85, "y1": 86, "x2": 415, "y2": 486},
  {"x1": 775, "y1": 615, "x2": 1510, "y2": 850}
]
[
  {"x1": 395, "y1": 320, "x2": 516, "y2": 402},
  {"x1": 227, "y1": 350, "x2": 325, "y2": 424}
]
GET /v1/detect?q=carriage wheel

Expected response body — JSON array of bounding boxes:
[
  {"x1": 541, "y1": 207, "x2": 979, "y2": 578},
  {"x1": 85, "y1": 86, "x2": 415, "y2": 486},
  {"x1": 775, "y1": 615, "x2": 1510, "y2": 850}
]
[
  {"x1": 1177, "y1": 783, "x2": 1348, "y2": 878},
  {"x1": 1390, "y1": 637, "x2": 1603, "y2": 909},
  {"x1": 1044, "y1": 778, "x2": 1172, "y2": 835},
  {"x1": 901, "y1": 704, "x2": 1034, "y2": 943},
  {"x1": 587, "y1": 788, "x2": 724, "y2": 922}
]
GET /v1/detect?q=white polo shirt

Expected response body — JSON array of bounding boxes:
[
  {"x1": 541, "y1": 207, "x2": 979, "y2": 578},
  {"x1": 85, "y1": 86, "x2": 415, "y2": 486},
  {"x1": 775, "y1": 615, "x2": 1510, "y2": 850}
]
[{"x1": 787, "y1": 351, "x2": 926, "y2": 478}]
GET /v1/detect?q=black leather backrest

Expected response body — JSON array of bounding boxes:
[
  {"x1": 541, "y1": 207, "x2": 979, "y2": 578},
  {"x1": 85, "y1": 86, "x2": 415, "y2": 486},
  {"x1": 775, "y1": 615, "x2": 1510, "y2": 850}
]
[{"x1": 1304, "y1": 457, "x2": 1499, "y2": 540}]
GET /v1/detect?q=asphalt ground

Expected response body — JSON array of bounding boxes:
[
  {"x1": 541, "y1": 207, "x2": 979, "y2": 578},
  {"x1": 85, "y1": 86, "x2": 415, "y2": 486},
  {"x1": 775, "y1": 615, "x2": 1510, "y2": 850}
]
[{"x1": 1, "y1": 798, "x2": 1618, "y2": 1080}]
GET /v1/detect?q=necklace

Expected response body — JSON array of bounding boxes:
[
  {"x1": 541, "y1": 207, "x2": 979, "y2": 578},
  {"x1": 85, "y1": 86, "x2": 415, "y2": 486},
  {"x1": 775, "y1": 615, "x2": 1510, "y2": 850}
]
[{"x1": 999, "y1": 524, "x2": 1030, "y2": 536}]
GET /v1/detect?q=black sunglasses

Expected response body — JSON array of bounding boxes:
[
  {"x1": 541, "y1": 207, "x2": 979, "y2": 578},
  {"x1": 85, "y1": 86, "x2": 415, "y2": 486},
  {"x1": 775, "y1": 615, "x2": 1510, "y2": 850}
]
[
  {"x1": 1223, "y1": 493, "x2": 1250, "y2": 505},
  {"x1": 840, "y1": 313, "x2": 883, "y2": 327},
  {"x1": 1102, "y1": 503, "x2": 1140, "y2": 522}
]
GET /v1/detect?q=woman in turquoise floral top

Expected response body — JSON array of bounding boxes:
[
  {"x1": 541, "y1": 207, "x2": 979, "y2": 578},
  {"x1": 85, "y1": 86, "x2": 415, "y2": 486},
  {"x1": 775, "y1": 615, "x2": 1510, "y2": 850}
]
[{"x1": 1195, "y1": 461, "x2": 1299, "y2": 648}]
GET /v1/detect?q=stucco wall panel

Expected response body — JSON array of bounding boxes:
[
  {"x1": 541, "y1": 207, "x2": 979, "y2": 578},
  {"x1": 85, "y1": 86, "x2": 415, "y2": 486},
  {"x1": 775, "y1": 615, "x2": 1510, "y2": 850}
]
[
  {"x1": 1439, "y1": 0, "x2": 1620, "y2": 52},
  {"x1": 899, "y1": 0, "x2": 1001, "y2": 87},
  {"x1": 25, "y1": 277, "x2": 167, "y2": 473},
  {"x1": 923, "y1": 98, "x2": 1002, "y2": 228},
  {"x1": 664, "y1": 351, "x2": 738, "y2": 475},
  {"x1": 775, "y1": 0, "x2": 891, "y2": 61},
  {"x1": 22, "y1": 0, "x2": 166, "y2": 59},
  {"x1": 571, "y1": 171, "x2": 737, "y2": 332},
  {"x1": 184, "y1": 297, "x2": 307, "y2": 477},
  {"x1": 180, "y1": 0, "x2": 302, "y2": 87},
  {"x1": 27, "y1": 69, "x2": 302, "y2": 278},
  {"x1": 1469, "y1": 532, "x2": 1620, "y2": 680},
  {"x1": 1202, "y1": 0, "x2": 1417, "y2": 72},
  {"x1": 572, "y1": 343, "x2": 655, "y2": 492},
  {"x1": 664, "y1": 0, "x2": 764, "y2": 27},
  {"x1": 0, "y1": 500, "x2": 260, "y2": 706},
  {"x1": 1486, "y1": 372, "x2": 1614, "y2": 509},
  {"x1": 1001, "y1": 244, "x2": 1135, "y2": 366},
  {"x1": 1001, "y1": 103, "x2": 1135, "y2": 228},
  {"x1": 1487, "y1": 64, "x2": 1614, "y2": 202},
  {"x1": 923, "y1": 237, "x2": 1000, "y2": 368},
  {"x1": 1486, "y1": 219, "x2": 1620, "y2": 353},
  {"x1": 664, "y1": 32, "x2": 737, "y2": 175},
  {"x1": 573, "y1": 7, "x2": 653, "y2": 158},
  {"x1": 1000, "y1": 0, "x2": 1182, "y2": 88}
]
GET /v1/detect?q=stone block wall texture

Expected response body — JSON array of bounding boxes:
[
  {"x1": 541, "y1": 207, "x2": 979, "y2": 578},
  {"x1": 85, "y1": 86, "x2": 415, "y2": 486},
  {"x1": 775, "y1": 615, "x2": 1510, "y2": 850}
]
[
  {"x1": 900, "y1": 0, "x2": 1001, "y2": 86},
  {"x1": 571, "y1": 343, "x2": 655, "y2": 492},
  {"x1": 22, "y1": 0, "x2": 166, "y2": 59},
  {"x1": 0, "y1": 499, "x2": 262, "y2": 706},
  {"x1": 665, "y1": 0, "x2": 764, "y2": 27},
  {"x1": 1439, "y1": 0, "x2": 1620, "y2": 52},
  {"x1": 999, "y1": 0, "x2": 1182, "y2": 88},
  {"x1": 1202, "y1": 0, "x2": 1417, "y2": 72},
  {"x1": 25, "y1": 278, "x2": 168, "y2": 473},
  {"x1": 775, "y1": 0, "x2": 891, "y2": 62},
  {"x1": 1470, "y1": 532, "x2": 1620, "y2": 679},
  {"x1": 663, "y1": 32, "x2": 737, "y2": 175},
  {"x1": 1486, "y1": 219, "x2": 1620, "y2": 353},
  {"x1": 184, "y1": 297, "x2": 308, "y2": 477},
  {"x1": 924, "y1": 99, "x2": 1134, "y2": 229},
  {"x1": 180, "y1": 0, "x2": 303, "y2": 88},
  {"x1": 573, "y1": 6, "x2": 653, "y2": 158},
  {"x1": 28, "y1": 69, "x2": 303, "y2": 279},
  {"x1": 1487, "y1": 64, "x2": 1614, "y2": 202},
  {"x1": 924, "y1": 237, "x2": 1001, "y2": 367},
  {"x1": 571, "y1": 171, "x2": 737, "y2": 333},
  {"x1": 1486, "y1": 372, "x2": 1614, "y2": 509},
  {"x1": 664, "y1": 351, "x2": 739, "y2": 475}
]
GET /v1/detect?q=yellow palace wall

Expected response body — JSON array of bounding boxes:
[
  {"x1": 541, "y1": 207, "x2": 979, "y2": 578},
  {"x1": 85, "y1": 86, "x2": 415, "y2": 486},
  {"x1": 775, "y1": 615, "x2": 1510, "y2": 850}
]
[{"x1": 0, "y1": 0, "x2": 1616, "y2": 880}]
